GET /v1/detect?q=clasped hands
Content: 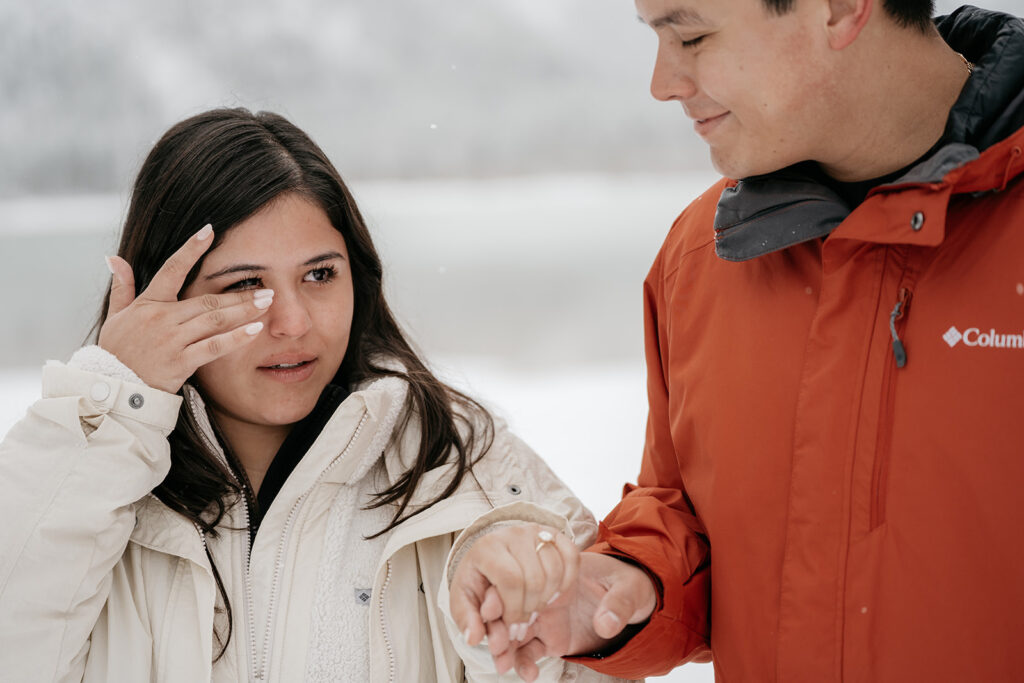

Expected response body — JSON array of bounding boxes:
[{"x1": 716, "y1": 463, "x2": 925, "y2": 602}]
[{"x1": 449, "y1": 523, "x2": 658, "y2": 681}]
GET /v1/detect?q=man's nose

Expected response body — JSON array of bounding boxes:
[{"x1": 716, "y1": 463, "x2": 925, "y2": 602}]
[
  {"x1": 650, "y1": 42, "x2": 698, "y2": 102},
  {"x1": 266, "y1": 290, "x2": 313, "y2": 339}
]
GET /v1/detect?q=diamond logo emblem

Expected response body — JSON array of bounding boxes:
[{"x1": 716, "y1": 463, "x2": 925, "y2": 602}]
[
  {"x1": 354, "y1": 588, "x2": 372, "y2": 605},
  {"x1": 943, "y1": 326, "x2": 963, "y2": 348}
]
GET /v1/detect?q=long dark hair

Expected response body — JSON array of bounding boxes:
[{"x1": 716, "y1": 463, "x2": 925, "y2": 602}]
[{"x1": 95, "y1": 107, "x2": 494, "y2": 657}]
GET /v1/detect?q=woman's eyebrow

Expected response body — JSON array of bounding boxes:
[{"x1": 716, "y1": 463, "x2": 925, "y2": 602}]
[
  {"x1": 302, "y1": 251, "x2": 345, "y2": 266},
  {"x1": 205, "y1": 263, "x2": 264, "y2": 280},
  {"x1": 205, "y1": 251, "x2": 345, "y2": 280}
]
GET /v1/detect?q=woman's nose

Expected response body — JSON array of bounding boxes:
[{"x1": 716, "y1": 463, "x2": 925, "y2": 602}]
[{"x1": 266, "y1": 290, "x2": 312, "y2": 339}]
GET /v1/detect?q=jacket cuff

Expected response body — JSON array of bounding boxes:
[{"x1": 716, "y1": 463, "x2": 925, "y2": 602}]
[
  {"x1": 67, "y1": 345, "x2": 145, "y2": 385},
  {"x1": 563, "y1": 534, "x2": 711, "y2": 678},
  {"x1": 42, "y1": 362, "x2": 182, "y2": 435},
  {"x1": 562, "y1": 608, "x2": 708, "y2": 678},
  {"x1": 445, "y1": 501, "x2": 577, "y2": 586}
]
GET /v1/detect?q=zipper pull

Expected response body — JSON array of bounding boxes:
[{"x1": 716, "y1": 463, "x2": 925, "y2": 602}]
[{"x1": 888, "y1": 287, "x2": 912, "y2": 369}]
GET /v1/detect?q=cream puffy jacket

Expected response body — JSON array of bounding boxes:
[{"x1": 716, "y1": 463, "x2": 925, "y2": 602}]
[{"x1": 0, "y1": 359, "x2": 628, "y2": 683}]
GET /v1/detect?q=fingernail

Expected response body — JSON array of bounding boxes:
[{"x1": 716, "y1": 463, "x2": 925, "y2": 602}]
[
  {"x1": 104, "y1": 255, "x2": 117, "y2": 276},
  {"x1": 599, "y1": 610, "x2": 621, "y2": 631},
  {"x1": 254, "y1": 296, "x2": 273, "y2": 309},
  {"x1": 195, "y1": 224, "x2": 213, "y2": 241},
  {"x1": 528, "y1": 611, "x2": 538, "y2": 627},
  {"x1": 508, "y1": 623, "x2": 519, "y2": 641},
  {"x1": 546, "y1": 591, "x2": 561, "y2": 606},
  {"x1": 462, "y1": 628, "x2": 470, "y2": 643},
  {"x1": 245, "y1": 322, "x2": 264, "y2": 335},
  {"x1": 254, "y1": 289, "x2": 274, "y2": 299}
]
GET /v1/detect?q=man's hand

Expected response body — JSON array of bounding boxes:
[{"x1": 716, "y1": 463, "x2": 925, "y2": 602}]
[{"x1": 450, "y1": 528, "x2": 658, "y2": 682}]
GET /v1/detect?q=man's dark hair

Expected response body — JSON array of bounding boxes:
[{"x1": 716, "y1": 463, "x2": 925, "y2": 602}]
[{"x1": 762, "y1": 0, "x2": 935, "y2": 32}]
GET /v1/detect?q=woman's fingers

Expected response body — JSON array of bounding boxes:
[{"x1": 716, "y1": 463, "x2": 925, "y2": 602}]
[
  {"x1": 485, "y1": 616, "x2": 511, "y2": 656},
  {"x1": 513, "y1": 638, "x2": 549, "y2": 683},
  {"x1": 534, "y1": 533, "x2": 568, "y2": 615},
  {"x1": 180, "y1": 320, "x2": 264, "y2": 371},
  {"x1": 95, "y1": 224, "x2": 271, "y2": 394},
  {"x1": 449, "y1": 523, "x2": 577, "y2": 653},
  {"x1": 480, "y1": 585, "x2": 505, "y2": 623},
  {"x1": 174, "y1": 290, "x2": 273, "y2": 344},
  {"x1": 510, "y1": 525, "x2": 575, "y2": 626},
  {"x1": 472, "y1": 524, "x2": 574, "y2": 629},
  {"x1": 141, "y1": 224, "x2": 215, "y2": 301},
  {"x1": 489, "y1": 621, "x2": 518, "y2": 674},
  {"x1": 172, "y1": 289, "x2": 272, "y2": 324},
  {"x1": 552, "y1": 529, "x2": 580, "y2": 597},
  {"x1": 105, "y1": 255, "x2": 137, "y2": 318}
]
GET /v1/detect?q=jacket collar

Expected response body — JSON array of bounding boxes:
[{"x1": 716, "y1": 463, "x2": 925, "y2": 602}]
[
  {"x1": 130, "y1": 370, "x2": 412, "y2": 560},
  {"x1": 713, "y1": 6, "x2": 1024, "y2": 262}
]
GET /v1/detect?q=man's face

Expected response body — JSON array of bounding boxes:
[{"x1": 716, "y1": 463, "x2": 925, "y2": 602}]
[{"x1": 636, "y1": 0, "x2": 840, "y2": 179}]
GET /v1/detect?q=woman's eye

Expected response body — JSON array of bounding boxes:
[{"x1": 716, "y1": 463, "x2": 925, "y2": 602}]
[
  {"x1": 304, "y1": 266, "x2": 336, "y2": 283},
  {"x1": 225, "y1": 277, "x2": 262, "y2": 291},
  {"x1": 681, "y1": 35, "x2": 706, "y2": 48}
]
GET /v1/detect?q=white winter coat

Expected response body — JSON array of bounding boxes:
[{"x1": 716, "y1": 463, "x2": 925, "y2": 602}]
[{"x1": 0, "y1": 358, "x2": 629, "y2": 683}]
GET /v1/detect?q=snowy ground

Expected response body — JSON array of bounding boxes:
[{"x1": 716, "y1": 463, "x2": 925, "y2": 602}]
[{"x1": 0, "y1": 362, "x2": 713, "y2": 682}]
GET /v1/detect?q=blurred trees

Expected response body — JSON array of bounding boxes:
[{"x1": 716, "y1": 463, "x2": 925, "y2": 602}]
[{"x1": 1, "y1": 0, "x2": 694, "y2": 196}]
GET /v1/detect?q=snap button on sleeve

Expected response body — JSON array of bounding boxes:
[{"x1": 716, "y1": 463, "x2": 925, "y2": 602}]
[
  {"x1": 910, "y1": 211, "x2": 925, "y2": 231},
  {"x1": 89, "y1": 382, "x2": 111, "y2": 402},
  {"x1": 128, "y1": 393, "x2": 145, "y2": 409},
  {"x1": 508, "y1": 485, "x2": 522, "y2": 495}
]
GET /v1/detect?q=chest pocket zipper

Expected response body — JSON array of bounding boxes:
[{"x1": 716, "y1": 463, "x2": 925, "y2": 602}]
[{"x1": 871, "y1": 287, "x2": 912, "y2": 530}]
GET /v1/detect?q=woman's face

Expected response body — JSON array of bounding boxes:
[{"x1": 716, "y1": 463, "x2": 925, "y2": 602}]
[{"x1": 183, "y1": 192, "x2": 354, "y2": 432}]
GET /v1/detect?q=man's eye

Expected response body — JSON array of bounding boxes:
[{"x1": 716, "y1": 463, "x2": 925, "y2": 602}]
[{"x1": 681, "y1": 35, "x2": 706, "y2": 48}]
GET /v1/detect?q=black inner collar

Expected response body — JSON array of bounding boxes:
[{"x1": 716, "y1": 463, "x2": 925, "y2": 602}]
[{"x1": 250, "y1": 383, "x2": 349, "y2": 540}]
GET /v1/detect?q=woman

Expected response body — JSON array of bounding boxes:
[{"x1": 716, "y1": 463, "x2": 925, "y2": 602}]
[{"x1": 0, "y1": 109, "x2": 622, "y2": 683}]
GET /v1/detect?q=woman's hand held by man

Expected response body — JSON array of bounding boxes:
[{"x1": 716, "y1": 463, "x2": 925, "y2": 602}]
[
  {"x1": 449, "y1": 524, "x2": 658, "y2": 681},
  {"x1": 98, "y1": 224, "x2": 273, "y2": 394}
]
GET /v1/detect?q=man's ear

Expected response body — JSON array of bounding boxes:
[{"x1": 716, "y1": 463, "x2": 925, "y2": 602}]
[{"x1": 826, "y1": 0, "x2": 873, "y2": 50}]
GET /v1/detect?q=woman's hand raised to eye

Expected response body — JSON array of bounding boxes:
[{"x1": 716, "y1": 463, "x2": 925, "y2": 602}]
[{"x1": 98, "y1": 224, "x2": 273, "y2": 394}]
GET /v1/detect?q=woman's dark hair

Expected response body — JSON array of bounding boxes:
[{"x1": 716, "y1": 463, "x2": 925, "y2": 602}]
[
  {"x1": 762, "y1": 0, "x2": 935, "y2": 32},
  {"x1": 95, "y1": 107, "x2": 494, "y2": 658}
]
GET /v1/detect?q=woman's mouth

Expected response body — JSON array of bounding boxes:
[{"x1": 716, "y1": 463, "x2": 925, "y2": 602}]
[{"x1": 258, "y1": 358, "x2": 318, "y2": 382}]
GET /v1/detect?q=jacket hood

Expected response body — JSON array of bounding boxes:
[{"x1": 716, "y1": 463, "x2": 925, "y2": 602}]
[
  {"x1": 713, "y1": 6, "x2": 1024, "y2": 262},
  {"x1": 942, "y1": 6, "x2": 1024, "y2": 150}
]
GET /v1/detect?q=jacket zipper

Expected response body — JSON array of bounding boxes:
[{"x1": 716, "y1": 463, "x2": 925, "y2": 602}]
[
  {"x1": 888, "y1": 288, "x2": 911, "y2": 369},
  {"x1": 378, "y1": 560, "x2": 396, "y2": 683},
  {"x1": 253, "y1": 410, "x2": 369, "y2": 681},
  {"x1": 871, "y1": 286, "x2": 912, "y2": 530},
  {"x1": 185, "y1": 393, "x2": 259, "y2": 682}
]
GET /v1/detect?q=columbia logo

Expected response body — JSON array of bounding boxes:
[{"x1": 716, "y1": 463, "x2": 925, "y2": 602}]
[
  {"x1": 943, "y1": 326, "x2": 963, "y2": 348},
  {"x1": 354, "y1": 589, "x2": 372, "y2": 606},
  {"x1": 943, "y1": 325, "x2": 1024, "y2": 349}
]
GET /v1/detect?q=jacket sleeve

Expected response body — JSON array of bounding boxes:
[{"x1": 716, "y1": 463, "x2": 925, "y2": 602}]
[
  {"x1": 0, "y1": 358, "x2": 181, "y2": 683},
  {"x1": 568, "y1": 249, "x2": 711, "y2": 678}
]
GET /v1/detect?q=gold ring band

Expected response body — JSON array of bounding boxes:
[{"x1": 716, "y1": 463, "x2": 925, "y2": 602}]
[{"x1": 535, "y1": 530, "x2": 555, "y2": 553}]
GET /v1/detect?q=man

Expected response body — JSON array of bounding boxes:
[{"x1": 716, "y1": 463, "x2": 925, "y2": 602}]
[{"x1": 449, "y1": 0, "x2": 1024, "y2": 680}]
